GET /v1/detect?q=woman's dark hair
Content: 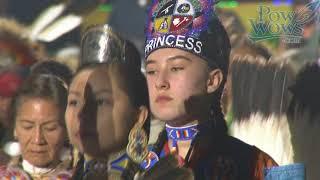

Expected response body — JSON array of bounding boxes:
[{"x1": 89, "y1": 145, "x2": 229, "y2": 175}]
[
  {"x1": 11, "y1": 73, "x2": 69, "y2": 126},
  {"x1": 207, "y1": 18, "x2": 231, "y2": 136},
  {"x1": 76, "y1": 39, "x2": 150, "y2": 135},
  {"x1": 30, "y1": 60, "x2": 73, "y2": 85}
]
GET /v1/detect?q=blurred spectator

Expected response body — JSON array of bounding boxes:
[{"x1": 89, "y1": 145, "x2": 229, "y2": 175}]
[{"x1": 0, "y1": 18, "x2": 46, "y2": 69}]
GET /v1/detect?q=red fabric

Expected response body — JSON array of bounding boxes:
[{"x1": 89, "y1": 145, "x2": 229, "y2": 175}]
[{"x1": 0, "y1": 72, "x2": 23, "y2": 97}]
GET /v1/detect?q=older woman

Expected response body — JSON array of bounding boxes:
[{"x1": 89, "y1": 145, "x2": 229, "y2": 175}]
[{"x1": 0, "y1": 66, "x2": 72, "y2": 179}]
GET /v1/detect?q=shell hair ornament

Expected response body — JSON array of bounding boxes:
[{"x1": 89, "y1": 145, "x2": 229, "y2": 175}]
[{"x1": 80, "y1": 24, "x2": 126, "y2": 66}]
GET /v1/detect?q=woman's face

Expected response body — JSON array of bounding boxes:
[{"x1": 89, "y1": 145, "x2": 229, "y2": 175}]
[
  {"x1": 145, "y1": 48, "x2": 221, "y2": 125},
  {"x1": 65, "y1": 66, "x2": 136, "y2": 158},
  {"x1": 15, "y1": 98, "x2": 65, "y2": 167}
]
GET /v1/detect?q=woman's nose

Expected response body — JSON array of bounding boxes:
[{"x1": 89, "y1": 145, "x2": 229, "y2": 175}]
[
  {"x1": 33, "y1": 127, "x2": 46, "y2": 145},
  {"x1": 155, "y1": 71, "x2": 170, "y2": 90},
  {"x1": 78, "y1": 85, "x2": 97, "y2": 124}
]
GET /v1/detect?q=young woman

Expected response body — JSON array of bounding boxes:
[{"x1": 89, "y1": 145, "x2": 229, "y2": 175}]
[
  {"x1": 66, "y1": 25, "x2": 150, "y2": 179},
  {"x1": 142, "y1": 0, "x2": 278, "y2": 179}
]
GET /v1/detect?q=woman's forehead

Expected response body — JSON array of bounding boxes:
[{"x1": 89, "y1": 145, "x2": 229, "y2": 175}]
[
  {"x1": 146, "y1": 48, "x2": 203, "y2": 64},
  {"x1": 70, "y1": 67, "x2": 114, "y2": 95},
  {"x1": 72, "y1": 69, "x2": 95, "y2": 87},
  {"x1": 16, "y1": 98, "x2": 60, "y2": 122}
]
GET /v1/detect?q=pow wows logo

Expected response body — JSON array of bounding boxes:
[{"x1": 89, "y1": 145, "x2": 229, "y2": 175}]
[{"x1": 248, "y1": 0, "x2": 320, "y2": 43}]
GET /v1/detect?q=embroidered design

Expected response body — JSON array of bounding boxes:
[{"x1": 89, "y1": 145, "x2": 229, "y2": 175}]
[
  {"x1": 140, "y1": 151, "x2": 159, "y2": 170},
  {"x1": 109, "y1": 153, "x2": 130, "y2": 172},
  {"x1": 146, "y1": 0, "x2": 214, "y2": 37},
  {"x1": 145, "y1": 0, "x2": 215, "y2": 56},
  {"x1": 53, "y1": 171, "x2": 72, "y2": 180},
  {"x1": 140, "y1": 124, "x2": 199, "y2": 170},
  {"x1": 0, "y1": 165, "x2": 30, "y2": 180},
  {"x1": 83, "y1": 159, "x2": 109, "y2": 178},
  {"x1": 166, "y1": 124, "x2": 198, "y2": 147},
  {"x1": 165, "y1": 124, "x2": 198, "y2": 151}
]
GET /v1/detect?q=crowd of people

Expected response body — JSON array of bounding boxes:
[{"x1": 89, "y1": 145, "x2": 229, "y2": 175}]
[{"x1": 0, "y1": 0, "x2": 319, "y2": 179}]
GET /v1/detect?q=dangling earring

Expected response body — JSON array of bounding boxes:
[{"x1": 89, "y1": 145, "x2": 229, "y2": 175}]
[{"x1": 127, "y1": 107, "x2": 149, "y2": 164}]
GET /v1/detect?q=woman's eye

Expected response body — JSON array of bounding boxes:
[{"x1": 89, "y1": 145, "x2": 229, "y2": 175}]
[
  {"x1": 20, "y1": 123, "x2": 33, "y2": 130},
  {"x1": 22, "y1": 125, "x2": 33, "y2": 130},
  {"x1": 145, "y1": 66, "x2": 158, "y2": 75},
  {"x1": 68, "y1": 99, "x2": 79, "y2": 106},
  {"x1": 96, "y1": 98, "x2": 110, "y2": 106},
  {"x1": 146, "y1": 69, "x2": 156, "y2": 75},
  {"x1": 171, "y1": 67, "x2": 184, "y2": 72},
  {"x1": 43, "y1": 125, "x2": 58, "y2": 132}
]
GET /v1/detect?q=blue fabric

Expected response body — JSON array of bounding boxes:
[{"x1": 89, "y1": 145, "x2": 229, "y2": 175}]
[
  {"x1": 140, "y1": 151, "x2": 159, "y2": 170},
  {"x1": 140, "y1": 145, "x2": 158, "y2": 170},
  {"x1": 264, "y1": 163, "x2": 305, "y2": 180}
]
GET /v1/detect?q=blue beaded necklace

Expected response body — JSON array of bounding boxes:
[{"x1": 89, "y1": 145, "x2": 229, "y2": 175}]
[{"x1": 165, "y1": 123, "x2": 199, "y2": 151}]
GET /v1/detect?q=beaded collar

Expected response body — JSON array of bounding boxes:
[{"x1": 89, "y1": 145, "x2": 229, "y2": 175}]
[{"x1": 165, "y1": 123, "x2": 199, "y2": 149}]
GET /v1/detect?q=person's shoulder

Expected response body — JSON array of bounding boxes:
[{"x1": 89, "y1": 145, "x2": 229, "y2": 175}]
[
  {"x1": 250, "y1": 146, "x2": 278, "y2": 180},
  {"x1": 224, "y1": 135, "x2": 255, "y2": 152},
  {"x1": 224, "y1": 136, "x2": 278, "y2": 179},
  {"x1": 252, "y1": 147, "x2": 278, "y2": 168}
]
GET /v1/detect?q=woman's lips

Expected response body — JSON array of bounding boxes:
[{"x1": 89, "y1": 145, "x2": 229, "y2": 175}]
[
  {"x1": 155, "y1": 95, "x2": 173, "y2": 103},
  {"x1": 74, "y1": 132, "x2": 80, "y2": 139},
  {"x1": 30, "y1": 150, "x2": 47, "y2": 154}
]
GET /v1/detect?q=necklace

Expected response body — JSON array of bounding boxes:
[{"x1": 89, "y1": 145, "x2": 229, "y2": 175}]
[{"x1": 165, "y1": 123, "x2": 199, "y2": 151}]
